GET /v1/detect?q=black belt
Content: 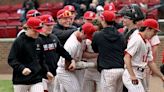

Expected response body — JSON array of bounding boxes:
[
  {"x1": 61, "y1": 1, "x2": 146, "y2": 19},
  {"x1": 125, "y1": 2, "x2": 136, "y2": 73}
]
[{"x1": 137, "y1": 67, "x2": 144, "y2": 72}]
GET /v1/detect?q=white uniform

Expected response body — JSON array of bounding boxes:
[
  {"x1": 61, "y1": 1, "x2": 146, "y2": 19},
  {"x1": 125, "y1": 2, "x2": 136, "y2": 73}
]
[
  {"x1": 122, "y1": 33, "x2": 153, "y2": 92},
  {"x1": 55, "y1": 32, "x2": 85, "y2": 92},
  {"x1": 82, "y1": 39, "x2": 101, "y2": 92},
  {"x1": 42, "y1": 78, "x2": 56, "y2": 92},
  {"x1": 143, "y1": 35, "x2": 160, "y2": 92},
  {"x1": 13, "y1": 82, "x2": 43, "y2": 92},
  {"x1": 149, "y1": 35, "x2": 160, "y2": 46}
]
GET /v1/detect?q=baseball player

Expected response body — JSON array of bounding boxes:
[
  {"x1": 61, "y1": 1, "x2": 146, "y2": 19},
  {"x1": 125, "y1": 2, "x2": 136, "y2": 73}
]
[
  {"x1": 38, "y1": 14, "x2": 76, "y2": 92},
  {"x1": 52, "y1": 9, "x2": 78, "y2": 92},
  {"x1": 119, "y1": 4, "x2": 145, "y2": 43},
  {"x1": 17, "y1": 9, "x2": 41, "y2": 37},
  {"x1": 64, "y1": 5, "x2": 77, "y2": 24},
  {"x1": 52, "y1": 9, "x2": 77, "y2": 46},
  {"x1": 122, "y1": 19, "x2": 164, "y2": 92},
  {"x1": 142, "y1": 35, "x2": 161, "y2": 92},
  {"x1": 81, "y1": 23, "x2": 101, "y2": 92},
  {"x1": 55, "y1": 28, "x2": 87, "y2": 92},
  {"x1": 8, "y1": 17, "x2": 52, "y2": 92},
  {"x1": 92, "y1": 11, "x2": 125, "y2": 92},
  {"x1": 133, "y1": 9, "x2": 161, "y2": 92}
]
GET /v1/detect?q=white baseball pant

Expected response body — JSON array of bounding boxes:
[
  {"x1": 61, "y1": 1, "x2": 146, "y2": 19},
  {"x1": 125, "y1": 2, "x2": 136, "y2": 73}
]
[
  {"x1": 142, "y1": 67, "x2": 151, "y2": 92},
  {"x1": 13, "y1": 82, "x2": 43, "y2": 92},
  {"x1": 56, "y1": 69, "x2": 81, "y2": 92},
  {"x1": 122, "y1": 69, "x2": 145, "y2": 92},
  {"x1": 101, "y1": 69, "x2": 124, "y2": 92},
  {"x1": 42, "y1": 78, "x2": 56, "y2": 92},
  {"x1": 82, "y1": 68, "x2": 101, "y2": 92}
]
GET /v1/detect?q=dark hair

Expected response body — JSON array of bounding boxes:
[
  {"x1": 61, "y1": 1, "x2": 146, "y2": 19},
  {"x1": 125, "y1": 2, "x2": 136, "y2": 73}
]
[
  {"x1": 139, "y1": 27, "x2": 153, "y2": 32},
  {"x1": 133, "y1": 20, "x2": 137, "y2": 24},
  {"x1": 106, "y1": 21, "x2": 115, "y2": 25},
  {"x1": 23, "y1": 24, "x2": 28, "y2": 30}
]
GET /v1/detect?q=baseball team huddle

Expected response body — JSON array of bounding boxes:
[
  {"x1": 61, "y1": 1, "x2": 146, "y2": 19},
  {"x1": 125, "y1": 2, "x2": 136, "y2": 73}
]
[{"x1": 8, "y1": 1, "x2": 164, "y2": 92}]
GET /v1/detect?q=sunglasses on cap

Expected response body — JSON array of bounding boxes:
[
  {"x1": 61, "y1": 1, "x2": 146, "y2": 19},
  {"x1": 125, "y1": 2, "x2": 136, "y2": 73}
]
[
  {"x1": 28, "y1": 12, "x2": 41, "y2": 17},
  {"x1": 58, "y1": 10, "x2": 73, "y2": 18}
]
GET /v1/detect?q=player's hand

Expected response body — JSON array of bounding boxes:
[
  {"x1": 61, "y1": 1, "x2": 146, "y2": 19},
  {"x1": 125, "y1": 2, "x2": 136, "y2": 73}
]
[
  {"x1": 68, "y1": 60, "x2": 76, "y2": 72},
  {"x1": 47, "y1": 72, "x2": 54, "y2": 81},
  {"x1": 130, "y1": 76, "x2": 138, "y2": 85},
  {"x1": 22, "y1": 68, "x2": 31, "y2": 76}
]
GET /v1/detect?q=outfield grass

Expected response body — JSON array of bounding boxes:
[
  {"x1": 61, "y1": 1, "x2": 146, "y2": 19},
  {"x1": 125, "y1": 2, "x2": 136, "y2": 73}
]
[{"x1": 0, "y1": 80, "x2": 13, "y2": 92}]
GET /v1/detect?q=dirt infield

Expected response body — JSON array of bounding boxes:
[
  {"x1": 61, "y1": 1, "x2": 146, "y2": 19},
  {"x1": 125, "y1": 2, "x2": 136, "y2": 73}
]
[{"x1": 0, "y1": 74, "x2": 163, "y2": 92}]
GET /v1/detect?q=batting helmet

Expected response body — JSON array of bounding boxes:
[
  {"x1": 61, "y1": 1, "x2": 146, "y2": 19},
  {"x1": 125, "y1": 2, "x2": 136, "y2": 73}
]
[{"x1": 118, "y1": 4, "x2": 145, "y2": 22}]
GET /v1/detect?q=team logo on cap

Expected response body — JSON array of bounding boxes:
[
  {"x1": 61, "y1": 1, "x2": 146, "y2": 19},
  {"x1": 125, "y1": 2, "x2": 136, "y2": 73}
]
[
  {"x1": 68, "y1": 6, "x2": 72, "y2": 11},
  {"x1": 48, "y1": 17, "x2": 54, "y2": 22},
  {"x1": 109, "y1": 5, "x2": 113, "y2": 11},
  {"x1": 89, "y1": 12, "x2": 94, "y2": 17}
]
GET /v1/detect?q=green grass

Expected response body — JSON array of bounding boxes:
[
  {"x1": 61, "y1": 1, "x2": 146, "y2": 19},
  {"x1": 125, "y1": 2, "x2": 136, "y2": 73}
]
[{"x1": 0, "y1": 80, "x2": 13, "y2": 92}]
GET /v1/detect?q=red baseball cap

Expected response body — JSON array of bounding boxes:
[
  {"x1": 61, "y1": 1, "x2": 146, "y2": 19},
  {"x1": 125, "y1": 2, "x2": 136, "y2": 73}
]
[
  {"x1": 26, "y1": 17, "x2": 44, "y2": 33},
  {"x1": 82, "y1": 23, "x2": 96, "y2": 40},
  {"x1": 57, "y1": 9, "x2": 73, "y2": 19},
  {"x1": 84, "y1": 11, "x2": 96, "y2": 20},
  {"x1": 143, "y1": 19, "x2": 160, "y2": 31},
  {"x1": 104, "y1": 2, "x2": 116, "y2": 12},
  {"x1": 40, "y1": 14, "x2": 55, "y2": 25},
  {"x1": 26, "y1": 9, "x2": 41, "y2": 19},
  {"x1": 102, "y1": 10, "x2": 116, "y2": 22},
  {"x1": 64, "y1": 5, "x2": 75, "y2": 12}
]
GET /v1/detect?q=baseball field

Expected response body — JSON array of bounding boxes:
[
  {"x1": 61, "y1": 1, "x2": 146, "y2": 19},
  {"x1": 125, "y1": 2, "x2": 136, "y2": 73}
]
[
  {"x1": 0, "y1": 74, "x2": 163, "y2": 92},
  {"x1": 0, "y1": 80, "x2": 13, "y2": 92}
]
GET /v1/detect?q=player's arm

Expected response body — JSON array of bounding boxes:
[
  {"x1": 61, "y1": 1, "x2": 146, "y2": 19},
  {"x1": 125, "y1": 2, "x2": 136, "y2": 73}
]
[
  {"x1": 124, "y1": 53, "x2": 138, "y2": 84},
  {"x1": 56, "y1": 37, "x2": 73, "y2": 61},
  {"x1": 8, "y1": 40, "x2": 26, "y2": 73},
  {"x1": 150, "y1": 35, "x2": 160, "y2": 62},
  {"x1": 91, "y1": 32, "x2": 99, "y2": 53},
  {"x1": 124, "y1": 35, "x2": 141, "y2": 85},
  {"x1": 82, "y1": 51, "x2": 98, "y2": 59},
  {"x1": 148, "y1": 61, "x2": 164, "y2": 81},
  {"x1": 152, "y1": 45, "x2": 159, "y2": 62}
]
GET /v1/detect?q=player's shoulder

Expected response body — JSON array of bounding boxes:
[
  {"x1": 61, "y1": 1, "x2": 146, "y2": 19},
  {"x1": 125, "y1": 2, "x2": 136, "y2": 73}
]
[{"x1": 128, "y1": 33, "x2": 143, "y2": 44}]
